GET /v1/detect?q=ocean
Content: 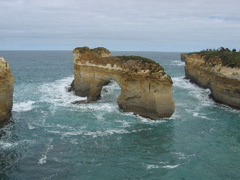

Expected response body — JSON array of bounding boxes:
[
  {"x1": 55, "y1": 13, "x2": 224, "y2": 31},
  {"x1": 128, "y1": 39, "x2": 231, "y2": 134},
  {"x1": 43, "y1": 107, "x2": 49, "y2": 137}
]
[{"x1": 0, "y1": 51, "x2": 239, "y2": 180}]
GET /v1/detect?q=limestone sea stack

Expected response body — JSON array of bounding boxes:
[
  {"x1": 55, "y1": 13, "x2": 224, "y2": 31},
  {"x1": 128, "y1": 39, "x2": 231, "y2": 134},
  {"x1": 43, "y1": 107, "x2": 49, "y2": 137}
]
[
  {"x1": 0, "y1": 57, "x2": 14, "y2": 127},
  {"x1": 181, "y1": 52, "x2": 240, "y2": 109},
  {"x1": 70, "y1": 47, "x2": 175, "y2": 119}
]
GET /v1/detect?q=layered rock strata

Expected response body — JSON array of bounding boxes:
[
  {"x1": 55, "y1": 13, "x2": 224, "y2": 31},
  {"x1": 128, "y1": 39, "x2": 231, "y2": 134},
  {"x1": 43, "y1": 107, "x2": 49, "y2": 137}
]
[
  {"x1": 0, "y1": 57, "x2": 14, "y2": 127},
  {"x1": 71, "y1": 47, "x2": 175, "y2": 119},
  {"x1": 181, "y1": 53, "x2": 240, "y2": 109}
]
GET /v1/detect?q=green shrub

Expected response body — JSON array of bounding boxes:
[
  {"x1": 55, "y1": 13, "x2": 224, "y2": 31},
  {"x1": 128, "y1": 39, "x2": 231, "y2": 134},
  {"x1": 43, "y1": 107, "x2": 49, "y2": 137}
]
[
  {"x1": 92, "y1": 47, "x2": 110, "y2": 54},
  {"x1": 74, "y1": 46, "x2": 90, "y2": 53},
  {"x1": 116, "y1": 56, "x2": 158, "y2": 65},
  {"x1": 188, "y1": 48, "x2": 240, "y2": 68},
  {"x1": 73, "y1": 47, "x2": 110, "y2": 55}
]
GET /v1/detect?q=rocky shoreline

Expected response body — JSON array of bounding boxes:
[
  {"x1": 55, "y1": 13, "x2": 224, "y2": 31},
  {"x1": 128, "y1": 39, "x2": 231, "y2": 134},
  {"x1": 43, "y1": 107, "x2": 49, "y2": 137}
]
[
  {"x1": 0, "y1": 57, "x2": 14, "y2": 128},
  {"x1": 181, "y1": 53, "x2": 240, "y2": 109}
]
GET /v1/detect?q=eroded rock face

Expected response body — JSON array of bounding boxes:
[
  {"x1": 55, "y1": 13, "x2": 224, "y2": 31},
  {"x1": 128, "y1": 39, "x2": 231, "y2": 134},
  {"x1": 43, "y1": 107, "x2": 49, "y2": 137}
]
[
  {"x1": 0, "y1": 57, "x2": 14, "y2": 127},
  {"x1": 71, "y1": 47, "x2": 175, "y2": 119},
  {"x1": 181, "y1": 53, "x2": 240, "y2": 109}
]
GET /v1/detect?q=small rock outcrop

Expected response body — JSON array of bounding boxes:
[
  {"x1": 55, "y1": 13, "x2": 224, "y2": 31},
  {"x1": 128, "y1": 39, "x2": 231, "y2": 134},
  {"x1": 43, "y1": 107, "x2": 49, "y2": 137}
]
[
  {"x1": 181, "y1": 53, "x2": 240, "y2": 109},
  {"x1": 71, "y1": 47, "x2": 175, "y2": 119},
  {"x1": 0, "y1": 57, "x2": 14, "y2": 127}
]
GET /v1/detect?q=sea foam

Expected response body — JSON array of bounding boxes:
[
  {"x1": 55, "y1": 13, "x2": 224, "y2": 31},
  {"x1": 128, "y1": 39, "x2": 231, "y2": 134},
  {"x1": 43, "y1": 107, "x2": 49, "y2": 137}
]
[
  {"x1": 0, "y1": 141, "x2": 18, "y2": 149},
  {"x1": 12, "y1": 100, "x2": 35, "y2": 112},
  {"x1": 39, "y1": 76, "x2": 86, "y2": 107},
  {"x1": 38, "y1": 138, "x2": 53, "y2": 165}
]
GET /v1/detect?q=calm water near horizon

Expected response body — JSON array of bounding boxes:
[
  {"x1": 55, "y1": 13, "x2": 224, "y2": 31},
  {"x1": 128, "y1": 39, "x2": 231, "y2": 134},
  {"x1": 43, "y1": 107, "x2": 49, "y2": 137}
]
[{"x1": 0, "y1": 51, "x2": 239, "y2": 179}]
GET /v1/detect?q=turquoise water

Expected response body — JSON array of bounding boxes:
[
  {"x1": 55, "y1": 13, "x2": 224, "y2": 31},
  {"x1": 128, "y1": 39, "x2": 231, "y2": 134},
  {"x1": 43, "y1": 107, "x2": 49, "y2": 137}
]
[{"x1": 0, "y1": 51, "x2": 239, "y2": 180}]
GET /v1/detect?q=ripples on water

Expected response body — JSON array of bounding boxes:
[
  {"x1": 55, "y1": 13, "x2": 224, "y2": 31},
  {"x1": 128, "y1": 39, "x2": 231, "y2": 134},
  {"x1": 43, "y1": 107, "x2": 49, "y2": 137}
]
[{"x1": 0, "y1": 51, "x2": 239, "y2": 180}]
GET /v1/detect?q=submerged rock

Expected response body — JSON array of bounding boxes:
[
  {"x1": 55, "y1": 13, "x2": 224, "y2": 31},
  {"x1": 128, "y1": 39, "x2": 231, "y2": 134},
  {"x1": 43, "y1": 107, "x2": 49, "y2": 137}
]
[
  {"x1": 71, "y1": 100, "x2": 89, "y2": 104},
  {"x1": 0, "y1": 57, "x2": 14, "y2": 128},
  {"x1": 70, "y1": 47, "x2": 175, "y2": 119},
  {"x1": 181, "y1": 53, "x2": 240, "y2": 109}
]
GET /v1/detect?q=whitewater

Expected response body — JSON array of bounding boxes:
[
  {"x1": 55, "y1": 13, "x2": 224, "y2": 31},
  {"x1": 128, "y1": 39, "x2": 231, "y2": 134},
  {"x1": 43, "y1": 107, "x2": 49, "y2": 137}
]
[{"x1": 0, "y1": 51, "x2": 239, "y2": 180}]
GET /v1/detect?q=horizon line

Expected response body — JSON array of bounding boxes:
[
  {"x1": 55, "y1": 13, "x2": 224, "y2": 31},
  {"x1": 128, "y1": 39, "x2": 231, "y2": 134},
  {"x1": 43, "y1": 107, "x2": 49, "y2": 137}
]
[{"x1": 0, "y1": 49, "x2": 186, "y2": 53}]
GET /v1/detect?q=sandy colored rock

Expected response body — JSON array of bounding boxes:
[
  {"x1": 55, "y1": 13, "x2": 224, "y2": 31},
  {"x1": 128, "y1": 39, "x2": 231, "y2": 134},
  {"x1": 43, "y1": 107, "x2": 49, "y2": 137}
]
[
  {"x1": 181, "y1": 53, "x2": 240, "y2": 109},
  {"x1": 0, "y1": 57, "x2": 14, "y2": 127},
  {"x1": 71, "y1": 47, "x2": 175, "y2": 119}
]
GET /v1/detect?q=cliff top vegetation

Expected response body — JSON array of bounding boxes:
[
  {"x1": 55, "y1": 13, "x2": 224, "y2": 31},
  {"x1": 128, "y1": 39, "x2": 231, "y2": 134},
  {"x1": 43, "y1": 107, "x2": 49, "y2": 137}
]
[
  {"x1": 188, "y1": 47, "x2": 240, "y2": 68},
  {"x1": 74, "y1": 46, "x2": 160, "y2": 66},
  {"x1": 73, "y1": 46, "x2": 110, "y2": 55},
  {"x1": 116, "y1": 56, "x2": 159, "y2": 65}
]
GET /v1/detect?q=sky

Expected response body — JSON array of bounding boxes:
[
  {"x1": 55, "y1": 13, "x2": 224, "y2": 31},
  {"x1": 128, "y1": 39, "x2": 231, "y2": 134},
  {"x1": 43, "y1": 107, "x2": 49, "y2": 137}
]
[{"x1": 0, "y1": 0, "x2": 240, "y2": 52}]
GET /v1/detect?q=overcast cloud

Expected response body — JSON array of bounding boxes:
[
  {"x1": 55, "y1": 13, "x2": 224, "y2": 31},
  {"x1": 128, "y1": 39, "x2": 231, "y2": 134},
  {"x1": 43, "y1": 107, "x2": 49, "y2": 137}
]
[{"x1": 0, "y1": 0, "x2": 240, "y2": 51}]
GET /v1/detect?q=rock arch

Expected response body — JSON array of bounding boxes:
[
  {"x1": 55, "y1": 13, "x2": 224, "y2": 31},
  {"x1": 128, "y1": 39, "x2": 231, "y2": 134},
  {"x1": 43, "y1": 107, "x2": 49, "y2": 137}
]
[{"x1": 70, "y1": 47, "x2": 175, "y2": 119}]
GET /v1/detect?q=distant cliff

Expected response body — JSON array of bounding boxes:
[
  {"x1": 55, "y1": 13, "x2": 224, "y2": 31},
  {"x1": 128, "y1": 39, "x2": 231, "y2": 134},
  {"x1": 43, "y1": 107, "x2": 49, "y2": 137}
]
[
  {"x1": 70, "y1": 47, "x2": 175, "y2": 119},
  {"x1": 0, "y1": 57, "x2": 14, "y2": 127},
  {"x1": 181, "y1": 53, "x2": 240, "y2": 109}
]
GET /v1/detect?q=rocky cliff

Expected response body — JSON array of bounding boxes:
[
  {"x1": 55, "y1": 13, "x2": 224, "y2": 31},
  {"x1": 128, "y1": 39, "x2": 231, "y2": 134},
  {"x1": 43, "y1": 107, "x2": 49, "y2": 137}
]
[
  {"x1": 0, "y1": 57, "x2": 14, "y2": 127},
  {"x1": 181, "y1": 53, "x2": 240, "y2": 109},
  {"x1": 71, "y1": 47, "x2": 175, "y2": 119}
]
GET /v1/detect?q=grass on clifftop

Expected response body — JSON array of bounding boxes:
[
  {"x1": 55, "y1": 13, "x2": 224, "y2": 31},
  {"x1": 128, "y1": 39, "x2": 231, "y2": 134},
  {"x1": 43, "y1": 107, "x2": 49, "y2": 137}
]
[
  {"x1": 188, "y1": 48, "x2": 240, "y2": 68},
  {"x1": 116, "y1": 56, "x2": 159, "y2": 65},
  {"x1": 73, "y1": 46, "x2": 110, "y2": 54}
]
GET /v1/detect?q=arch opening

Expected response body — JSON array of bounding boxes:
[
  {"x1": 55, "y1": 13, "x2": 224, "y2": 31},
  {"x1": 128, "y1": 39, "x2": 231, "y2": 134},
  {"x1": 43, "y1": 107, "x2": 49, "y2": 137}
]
[{"x1": 100, "y1": 80, "x2": 121, "y2": 104}]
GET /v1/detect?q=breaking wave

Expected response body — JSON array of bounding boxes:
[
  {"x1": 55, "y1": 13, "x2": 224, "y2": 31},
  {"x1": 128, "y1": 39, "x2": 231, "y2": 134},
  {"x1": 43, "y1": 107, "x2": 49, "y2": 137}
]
[
  {"x1": 12, "y1": 100, "x2": 36, "y2": 112},
  {"x1": 39, "y1": 76, "x2": 86, "y2": 107}
]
